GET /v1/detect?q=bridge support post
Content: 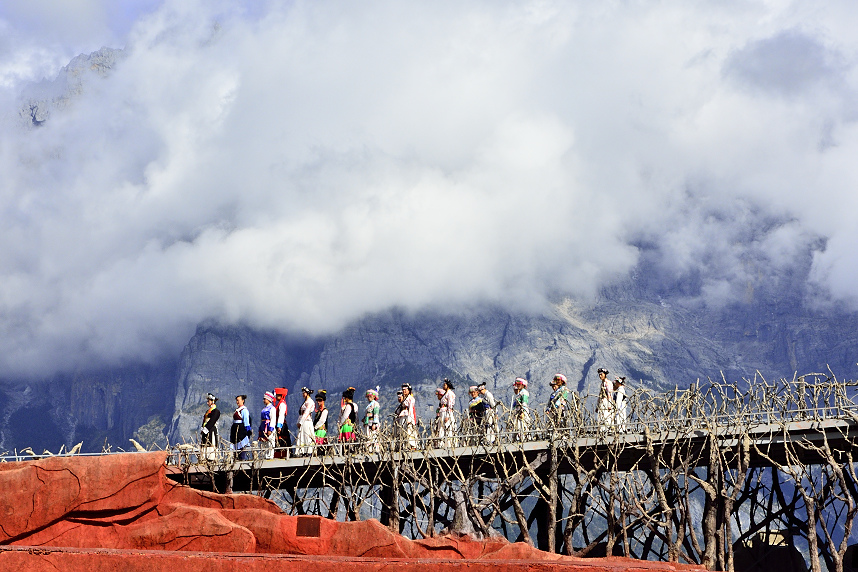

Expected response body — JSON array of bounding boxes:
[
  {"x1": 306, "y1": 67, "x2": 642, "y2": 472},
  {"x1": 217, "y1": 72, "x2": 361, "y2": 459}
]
[
  {"x1": 380, "y1": 460, "x2": 400, "y2": 532},
  {"x1": 535, "y1": 442, "x2": 560, "y2": 552}
]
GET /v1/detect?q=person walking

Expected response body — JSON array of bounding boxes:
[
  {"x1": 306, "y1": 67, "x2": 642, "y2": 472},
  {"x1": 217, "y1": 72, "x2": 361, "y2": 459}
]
[
  {"x1": 392, "y1": 389, "x2": 405, "y2": 447},
  {"x1": 512, "y1": 378, "x2": 531, "y2": 440},
  {"x1": 363, "y1": 387, "x2": 381, "y2": 453},
  {"x1": 230, "y1": 395, "x2": 252, "y2": 461},
  {"x1": 433, "y1": 388, "x2": 445, "y2": 444},
  {"x1": 547, "y1": 374, "x2": 568, "y2": 428},
  {"x1": 614, "y1": 376, "x2": 628, "y2": 433},
  {"x1": 597, "y1": 368, "x2": 615, "y2": 433},
  {"x1": 478, "y1": 382, "x2": 498, "y2": 444},
  {"x1": 338, "y1": 387, "x2": 357, "y2": 452},
  {"x1": 259, "y1": 391, "x2": 276, "y2": 459},
  {"x1": 313, "y1": 390, "x2": 329, "y2": 451},
  {"x1": 296, "y1": 387, "x2": 315, "y2": 456},
  {"x1": 438, "y1": 378, "x2": 456, "y2": 448},
  {"x1": 200, "y1": 393, "x2": 220, "y2": 460},
  {"x1": 398, "y1": 383, "x2": 418, "y2": 450},
  {"x1": 467, "y1": 385, "x2": 485, "y2": 444},
  {"x1": 274, "y1": 388, "x2": 291, "y2": 458}
]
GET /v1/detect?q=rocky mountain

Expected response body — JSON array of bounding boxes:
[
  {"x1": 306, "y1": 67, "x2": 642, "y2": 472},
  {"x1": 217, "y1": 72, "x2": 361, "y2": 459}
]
[
  {"x1": 18, "y1": 46, "x2": 125, "y2": 128},
  {"x1": 2, "y1": 279, "x2": 856, "y2": 453}
]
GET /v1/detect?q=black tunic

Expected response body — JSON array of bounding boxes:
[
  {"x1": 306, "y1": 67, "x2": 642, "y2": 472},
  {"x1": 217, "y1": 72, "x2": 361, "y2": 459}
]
[{"x1": 201, "y1": 406, "x2": 220, "y2": 446}]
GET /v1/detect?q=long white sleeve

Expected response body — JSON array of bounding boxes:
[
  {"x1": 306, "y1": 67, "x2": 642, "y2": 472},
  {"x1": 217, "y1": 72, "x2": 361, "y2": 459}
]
[
  {"x1": 299, "y1": 398, "x2": 314, "y2": 423},
  {"x1": 314, "y1": 408, "x2": 328, "y2": 430}
]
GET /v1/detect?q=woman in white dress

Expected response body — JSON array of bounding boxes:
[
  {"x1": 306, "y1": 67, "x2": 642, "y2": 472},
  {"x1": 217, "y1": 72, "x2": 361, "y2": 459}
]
[
  {"x1": 295, "y1": 387, "x2": 315, "y2": 456},
  {"x1": 597, "y1": 368, "x2": 615, "y2": 434}
]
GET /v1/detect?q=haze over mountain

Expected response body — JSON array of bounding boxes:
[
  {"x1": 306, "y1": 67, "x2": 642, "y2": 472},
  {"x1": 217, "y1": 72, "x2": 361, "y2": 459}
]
[{"x1": 1, "y1": 1, "x2": 857, "y2": 452}]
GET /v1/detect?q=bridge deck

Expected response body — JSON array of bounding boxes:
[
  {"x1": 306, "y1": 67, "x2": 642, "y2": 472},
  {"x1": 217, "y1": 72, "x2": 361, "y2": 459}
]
[{"x1": 167, "y1": 418, "x2": 858, "y2": 493}]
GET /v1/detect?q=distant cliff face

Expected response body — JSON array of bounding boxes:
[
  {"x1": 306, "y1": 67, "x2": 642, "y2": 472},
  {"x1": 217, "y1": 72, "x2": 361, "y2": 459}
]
[
  {"x1": 0, "y1": 363, "x2": 175, "y2": 454},
  {"x1": 162, "y1": 292, "x2": 858, "y2": 445},
  {"x1": 168, "y1": 325, "x2": 324, "y2": 444},
  {"x1": 2, "y1": 289, "x2": 855, "y2": 453}
]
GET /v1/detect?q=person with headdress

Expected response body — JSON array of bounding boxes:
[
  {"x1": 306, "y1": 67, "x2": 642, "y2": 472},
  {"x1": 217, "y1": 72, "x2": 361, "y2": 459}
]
[
  {"x1": 398, "y1": 383, "x2": 418, "y2": 450},
  {"x1": 512, "y1": 378, "x2": 531, "y2": 439},
  {"x1": 338, "y1": 387, "x2": 358, "y2": 450},
  {"x1": 363, "y1": 387, "x2": 381, "y2": 453},
  {"x1": 478, "y1": 382, "x2": 498, "y2": 444},
  {"x1": 200, "y1": 393, "x2": 220, "y2": 460},
  {"x1": 391, "y1": 389, "x2": 405, "y2": 445},
  {"x1": 296, "y1": 387, "x2": 315, "y2": 456},
  {"x1": 467, "y1": 385, "x2": 485, "y2": 444},
  {"x1": 432, "y1": 388, "x2": 445, "y2": 444},
  {"x1": 230, "y1": 394, "x2": 252, "y2": 460},
  {"x1": 613, "y1": 376, "x2": 628, "y2": 433},
  {"x1": 438, "y1": 378, "x2": 456, "y2": 448},
  {"x1": 313, "y1": 390, "x2": 329, "y2": 451},
  {"x1": 274, "y1": 388, "x2": 291, "y2": 458},
  {"x1": 547, "y1": 374, "x2": 568, "y2": 428},
  {"x1": 259, "y1": 391, "x2": 276, "y2": 459},
  {"x1": 597, "y1": 368, "x2": 615, "y2": 432}
]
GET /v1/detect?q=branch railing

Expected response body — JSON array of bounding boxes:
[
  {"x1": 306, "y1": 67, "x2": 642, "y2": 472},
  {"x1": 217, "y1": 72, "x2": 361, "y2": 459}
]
[{"x1": 166, "y1": 375, "x2": 858, "y2": 468}]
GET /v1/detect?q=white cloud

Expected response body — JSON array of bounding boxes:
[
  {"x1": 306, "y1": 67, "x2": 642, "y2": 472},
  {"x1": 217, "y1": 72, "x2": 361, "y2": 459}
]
[{"x1": 1, "y1": 0, "x2": 858, "y2": 377}]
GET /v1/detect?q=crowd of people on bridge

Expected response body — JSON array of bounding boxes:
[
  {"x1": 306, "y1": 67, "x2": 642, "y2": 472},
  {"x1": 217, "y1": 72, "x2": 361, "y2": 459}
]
[{"x1": 198, "y1": 368, "x2": 630, "y2": 459}]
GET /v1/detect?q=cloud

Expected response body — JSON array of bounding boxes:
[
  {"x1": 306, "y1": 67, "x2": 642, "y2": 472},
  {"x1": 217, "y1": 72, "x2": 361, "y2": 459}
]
[{"x1": 1, "y1": 0, "x2": 858, "y2": 377}]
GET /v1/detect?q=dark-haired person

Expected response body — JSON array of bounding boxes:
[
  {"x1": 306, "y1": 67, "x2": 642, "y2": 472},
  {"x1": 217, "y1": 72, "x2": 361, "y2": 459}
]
[
  {"x1": 478, "y1": 382, "x2": 497, "y2": 444},
  {"x1": 613, "y1": 377, "x2": 627, "y2": 433},
  {"x1": 231, "y1": 394, "x2": 252, "y2": 460},
  {"x1": 200, "y1": 393, "x2": 220, "y2": 460},
  {"x1": 313, "y1": 390, "x2": 329, "y2": 451},
  {"x1": 467, "y1": 385, "x2": 485, "y2": 444},
  {"x1": 392, "y1": 389, "x2": 405, "y2": 447},
  {"x1": 398, "y1": 384, "x2": 418, "y2": 450},
  {"x1": 597, "y1": 368, "x2": 615, "y2": 433},
  {"x1": 337, "y1": 387, "x2": 357, "y2": 452},
  {"x1": 438, "y1": 378, "x2": 456, "y2": 448},
  {"x1": 296, "y1": 387, "x2": 315, "y2": 456},
  {"x1": 274, "y1": 388, "x2": 291, "y2": 458}
]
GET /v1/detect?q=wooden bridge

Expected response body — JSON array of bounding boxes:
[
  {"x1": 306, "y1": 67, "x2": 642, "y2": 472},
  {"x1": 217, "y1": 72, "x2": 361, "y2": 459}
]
[{"x1": 166, "y1": 375, "x2": 858, "y2": 572}]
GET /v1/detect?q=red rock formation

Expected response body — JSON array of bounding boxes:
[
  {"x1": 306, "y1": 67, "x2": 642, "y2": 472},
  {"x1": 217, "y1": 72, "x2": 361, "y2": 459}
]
[{"x1": 0, "y1": 452, "x2": 703, "y2": 570}]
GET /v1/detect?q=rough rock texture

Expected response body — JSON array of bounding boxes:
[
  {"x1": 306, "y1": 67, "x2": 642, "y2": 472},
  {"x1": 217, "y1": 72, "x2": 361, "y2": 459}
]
[
  {"x1": 0, "y1": 546, "x2": 701, "y2": 572},
  {"x1": 18, "y1": 46, "x2": 124, "y2": 128},
  {"x1": 0, "y1": 452, "x2": 703, "y2": 572}
]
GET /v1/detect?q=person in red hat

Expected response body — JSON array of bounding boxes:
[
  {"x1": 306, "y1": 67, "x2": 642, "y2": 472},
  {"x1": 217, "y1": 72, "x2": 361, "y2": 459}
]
[{"x1": 274, "y1": 388, "x2": 291, "y2": 458}]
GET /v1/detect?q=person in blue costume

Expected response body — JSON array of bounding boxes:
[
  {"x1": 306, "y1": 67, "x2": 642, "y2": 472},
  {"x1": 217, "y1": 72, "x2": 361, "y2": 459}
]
[{"x1": 259, "y1": 391, "x2": 276, "y2": 459}]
